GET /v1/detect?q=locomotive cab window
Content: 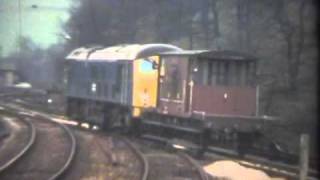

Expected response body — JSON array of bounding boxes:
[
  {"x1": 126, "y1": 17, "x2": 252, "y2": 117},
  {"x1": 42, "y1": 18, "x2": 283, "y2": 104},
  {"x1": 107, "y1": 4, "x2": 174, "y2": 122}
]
[{"x1": 140, "y1": 59, "x2": 154, "y2": 72}]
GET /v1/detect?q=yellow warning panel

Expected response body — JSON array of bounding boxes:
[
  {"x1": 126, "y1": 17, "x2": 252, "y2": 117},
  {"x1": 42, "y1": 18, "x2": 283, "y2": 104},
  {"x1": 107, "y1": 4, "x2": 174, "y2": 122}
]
[
  {"x1": 132, "y1": 56, "x2": 159, "y2": 113},
  {"x1": 132, "y1": 107, "x2": 141, "y2": 117}
]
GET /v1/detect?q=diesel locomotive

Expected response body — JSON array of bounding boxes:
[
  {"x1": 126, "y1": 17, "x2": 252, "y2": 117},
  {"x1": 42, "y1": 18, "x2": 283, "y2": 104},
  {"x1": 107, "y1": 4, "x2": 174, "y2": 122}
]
[
  {"x1": 65, "y1": 44, "x2": 182, "y2": 128},
  {"x1": 65, "y1": 44, "x2": 276, "y2": 153}
]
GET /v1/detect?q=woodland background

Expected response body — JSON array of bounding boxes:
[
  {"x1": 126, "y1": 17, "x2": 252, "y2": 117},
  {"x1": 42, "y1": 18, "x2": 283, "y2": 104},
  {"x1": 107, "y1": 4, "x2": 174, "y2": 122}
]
[{"x1": 1, "y1": 0, "x2": 318, "y2": 135}]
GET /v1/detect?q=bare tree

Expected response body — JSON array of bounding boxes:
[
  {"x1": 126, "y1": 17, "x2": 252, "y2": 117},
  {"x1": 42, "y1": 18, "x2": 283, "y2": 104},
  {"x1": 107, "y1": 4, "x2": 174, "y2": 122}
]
[
  {"x1": 236, "y1": 0, "x2": 251, "y2": 52},
  {"x1": 274, "y1": 0, "x2": 308, "y2": 91}
]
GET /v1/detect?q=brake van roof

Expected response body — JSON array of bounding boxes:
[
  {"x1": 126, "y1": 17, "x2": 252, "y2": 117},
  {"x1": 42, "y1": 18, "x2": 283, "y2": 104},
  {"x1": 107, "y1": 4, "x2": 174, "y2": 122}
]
[
  {"x1": 159, "y1": 50, "x2": 257, "y2": 61},
  {"x1": 66, "y1": 44, "x2": 182, "y2": 62}
]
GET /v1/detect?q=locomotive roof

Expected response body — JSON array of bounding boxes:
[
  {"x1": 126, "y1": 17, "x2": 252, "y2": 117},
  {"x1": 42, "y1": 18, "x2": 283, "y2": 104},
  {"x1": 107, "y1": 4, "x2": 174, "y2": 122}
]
[
  {"x1": 66, "y1": 44, "x2": 182, "y2": 61},
  {"x1": 159, "y1": 50, "x2": 257, "y2": 61}
]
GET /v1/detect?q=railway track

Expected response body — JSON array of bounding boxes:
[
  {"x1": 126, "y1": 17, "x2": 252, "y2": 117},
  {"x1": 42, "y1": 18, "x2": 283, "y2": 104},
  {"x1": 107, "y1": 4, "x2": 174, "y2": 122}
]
[
  {"x1": 2, "y1": 90, "x2": 317, "y2": 179},
  {"x1": 122, "y1": 137, "x2": 149, "y2": 180},
  {"x1": 0, "y1": 115, "x2": 36, "y2": 173},
  {"x1": 145, "y1": 152, "x2": 209, "y2": 180},
  {"x1": 98, "y1": 135, "x2": 148, "y2": 180},
  {"x1": 1, "y1": 94, "x2": 148, "y2": 180},
  {"x1": 178, "y1": 152, "x2": 210, "y2": 180},
  {"x1": 141, "y1": 134, "x2": 319, "y2": 180},
  {"x1": 60, "y1": 127, "x2": 148, "y2": 180},
  {"x1": 1, "y1": 91, "x2": 205, "y2": 180},
  {"x1": 133, "y1": 137, "x2": 209, "y2": 180},
  {"x1": 207, "y1": 146, "x2": 319, "y2": 180},
  {"x1": 134, "y1": 136, "x2": 214, "y2": 180},
  {"x1": 0, "y1": 105, "x2": 76, "y2": 180}
]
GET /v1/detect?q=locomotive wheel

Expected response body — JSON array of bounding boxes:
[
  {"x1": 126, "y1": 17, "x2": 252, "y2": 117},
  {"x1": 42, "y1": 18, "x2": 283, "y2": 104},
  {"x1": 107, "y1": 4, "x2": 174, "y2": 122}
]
[
  {"x1": 102, "y1": 117, "x2": 113, "y2": 130},
  {"x1": 103, "y1": 108, "x2": 120, "y2": 130},
  {"x1": 131, "y1": 117, "x2": 142, "y2": 136},
  {"x1": 236, "y1": 131, "x2": 254, "y2": 157},
  {"x1": 121, "y1": 113, "x2": 132, "y2": 133}
]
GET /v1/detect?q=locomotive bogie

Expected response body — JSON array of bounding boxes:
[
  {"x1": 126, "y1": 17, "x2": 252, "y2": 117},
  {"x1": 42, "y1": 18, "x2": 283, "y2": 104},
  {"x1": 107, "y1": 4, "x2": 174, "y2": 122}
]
[{"x1": 66, "y1": 96, "x2": 131, "y2": 129}]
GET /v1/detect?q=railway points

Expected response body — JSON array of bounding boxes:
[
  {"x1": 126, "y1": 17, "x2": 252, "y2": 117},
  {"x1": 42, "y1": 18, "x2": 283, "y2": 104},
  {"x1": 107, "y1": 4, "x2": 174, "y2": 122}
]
[
  {"x1": 0, "y1": 71, "x2": 318, "y2": 180},
  {"x1": 58, "y1": 127, "x2": 147, "y2": 180}
]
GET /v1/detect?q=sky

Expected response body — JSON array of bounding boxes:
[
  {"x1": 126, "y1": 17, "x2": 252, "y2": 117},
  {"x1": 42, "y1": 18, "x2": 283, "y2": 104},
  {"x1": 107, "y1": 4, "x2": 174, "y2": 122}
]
[{"x1": 0, "y1": 0, "x2": 72, "y2": 57}]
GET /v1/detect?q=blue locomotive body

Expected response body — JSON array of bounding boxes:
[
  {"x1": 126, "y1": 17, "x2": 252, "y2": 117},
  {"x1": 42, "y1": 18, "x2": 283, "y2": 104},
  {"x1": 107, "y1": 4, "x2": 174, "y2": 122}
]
[{"x1": 66, "y1": 60, "x2": 133, "y2": 106}]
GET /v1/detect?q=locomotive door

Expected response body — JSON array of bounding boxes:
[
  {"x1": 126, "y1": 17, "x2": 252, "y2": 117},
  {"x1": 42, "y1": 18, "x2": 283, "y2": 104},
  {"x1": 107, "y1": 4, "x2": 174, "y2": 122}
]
[{"x1": 159, "y1": 56, "x2": 189, "y2": 116}]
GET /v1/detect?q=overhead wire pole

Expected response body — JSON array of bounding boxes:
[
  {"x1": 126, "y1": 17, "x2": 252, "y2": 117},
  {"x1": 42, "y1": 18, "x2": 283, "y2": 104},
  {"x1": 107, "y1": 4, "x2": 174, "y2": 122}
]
[
  {"x1": 18, "y1": 0, "x2": 22, "y2": 54},
  {"x1": 88, "y1": 0, "x2": 99, "y2": 43}
]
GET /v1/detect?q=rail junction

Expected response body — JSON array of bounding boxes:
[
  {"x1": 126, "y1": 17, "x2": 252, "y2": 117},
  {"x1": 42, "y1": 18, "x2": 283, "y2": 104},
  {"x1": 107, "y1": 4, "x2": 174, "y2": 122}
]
[{"x1": 0, "y1": 89, "x2": 318, "y2": 180}]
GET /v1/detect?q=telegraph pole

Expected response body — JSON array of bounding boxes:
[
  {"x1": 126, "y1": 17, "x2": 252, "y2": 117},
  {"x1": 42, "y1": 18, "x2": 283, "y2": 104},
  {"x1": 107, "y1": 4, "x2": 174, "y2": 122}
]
[{"x1": 18, "y1": 0, "x2": 22, "y2": 54}]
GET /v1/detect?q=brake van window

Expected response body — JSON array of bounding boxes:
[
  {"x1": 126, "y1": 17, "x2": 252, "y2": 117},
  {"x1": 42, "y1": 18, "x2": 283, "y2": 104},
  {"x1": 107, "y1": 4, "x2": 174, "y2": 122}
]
[{"x1": 195, "y1": 60, "x2": 256, "y2": 87}]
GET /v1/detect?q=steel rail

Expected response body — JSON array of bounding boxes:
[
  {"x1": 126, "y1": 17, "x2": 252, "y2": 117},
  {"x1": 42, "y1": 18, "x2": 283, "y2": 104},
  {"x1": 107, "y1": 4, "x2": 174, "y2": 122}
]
[
  {"x1": 35, "y1": 115, "x2": 77, "y2": 180},
  {"x1": 94, "y1": 137, "x2": 118, "y2": 166},
  {"x1": 0, "y1": 116, "x2": 36, "y2": 173},
  {"x1": 122, "y1": 137, "x2": 149, "y2": 180},
  {"x1": 178, "y1": 152, "x2": 209, "y2": 180},
  {"x1": 0, "y1": 104, "x2": 77, "y2": 180}
]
